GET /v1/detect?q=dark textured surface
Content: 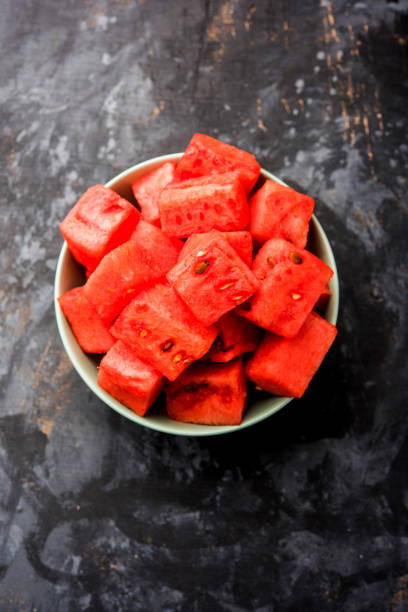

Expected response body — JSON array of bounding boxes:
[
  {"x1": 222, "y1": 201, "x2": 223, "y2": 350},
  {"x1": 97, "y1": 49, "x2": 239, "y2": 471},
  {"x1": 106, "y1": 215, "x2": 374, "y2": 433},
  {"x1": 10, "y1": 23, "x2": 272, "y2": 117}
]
[{"x1": 1, "y1": 1, "x2": 407, "y2": 610}]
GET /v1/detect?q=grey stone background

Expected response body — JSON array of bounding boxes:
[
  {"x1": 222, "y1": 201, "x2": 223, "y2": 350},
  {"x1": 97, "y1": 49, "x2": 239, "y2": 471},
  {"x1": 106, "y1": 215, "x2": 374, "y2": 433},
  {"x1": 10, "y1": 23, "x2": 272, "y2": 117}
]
[{"x1": 0, "y1": 0, "x2": 407, "y2": 610}]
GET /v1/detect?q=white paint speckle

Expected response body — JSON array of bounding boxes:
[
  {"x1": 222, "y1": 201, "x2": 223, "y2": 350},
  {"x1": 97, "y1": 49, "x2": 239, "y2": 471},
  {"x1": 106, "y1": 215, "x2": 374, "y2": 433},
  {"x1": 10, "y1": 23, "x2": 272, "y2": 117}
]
[
  {"x1": 95, "y1": 15, "x2": 117, "y2": 31},
  {"x1": 314, "y1": 65, "x2": 320, "y2": 73},
  {"x1": 329, "y1": 88, "x2": 337, "y2": 96},
  {"x1": 316, "y1": 51, "x2": 325, "y2": 61},
  {"x1": 102, "y1": 52, "x2": 112, "y2": 66},
  {"x1": 288, "y1": 127, "x2": 296, "y2": 138},
  {"x1": 46, "y1": 258, "x2": 57, "y2": 271},
  {"x1": 5, "y1": 524, "x2": 23, "y2": 559},
  {"x1": 67, "y1": 170, "x2": 78, "y2": 182},
  {"x1": 66, "y1": 554, "x2": 82, "y2": 575},
  {"x1": 79, "y1": 595, "x2": 92, "y2": 610},
  {"x1": 16, "y1": 129, "x2": 26, "y2": 143},
  {"x1": 224, "y1": 103, "x2": 231, "y2": 111},
  {"x1": 295, "y1": 78, "x2": 304, "y2": 94},
  {"x1": 50, "y1": 135, "x2": 70, "y2": 176}
]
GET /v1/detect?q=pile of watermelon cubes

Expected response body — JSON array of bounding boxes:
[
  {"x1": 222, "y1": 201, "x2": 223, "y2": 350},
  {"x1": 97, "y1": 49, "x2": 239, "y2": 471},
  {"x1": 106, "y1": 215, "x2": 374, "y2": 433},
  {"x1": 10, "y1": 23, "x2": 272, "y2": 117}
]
[{"x1": 58, "y1": 133, "x2": 337, "y2": 425}]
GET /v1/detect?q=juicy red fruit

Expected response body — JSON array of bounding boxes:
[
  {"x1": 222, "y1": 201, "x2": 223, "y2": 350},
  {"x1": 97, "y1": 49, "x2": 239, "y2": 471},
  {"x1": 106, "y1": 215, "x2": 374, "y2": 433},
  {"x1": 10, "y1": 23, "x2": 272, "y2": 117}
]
[
  {"x1": 249, "y1": 179, "x2": 314, "y2": 248},
  {"x1": 57, "y1": 132, "x2": 337, "y2": 425},
  {"x1": 246, "y1": 312, "x2": 337, "y2": 398},
  {"x1": 98, "y1": 341, "x2": 163, "y2": 416},
  {"x1": 110, "y1": 282, "x2": 218, "y2": 381},
  {"x1": 209, "y1": 312, "x2": 260, "y2": 363},
  {"x1": 131, "y1": 161, "x2": 176, "y2": 226},
  {"x1": 60, "y1": 184, "x2": 140, "y2": 274},
  {"x1": 175, "y1": 132, "x2": 261, "y2": 194},
  {"x1": 58, "y1": 286, "x2": 115, "y2": 354},
  {"x1": 238, "y1": 238, "x2": 333, "y2": 338},
  {"x1": 167, "y1": 230, "x2": 259, "y2": 327},
  {"x1": 166, "y1": 358, "x2": 247, "y2": 425},
  {"x1": 158, "y1": 171, "x2": 249, "y2": 238},
  {"x1": 83, "y1": 221, "x2": 182, "y2": 323},
  {"x1": 178, "y1": 230, "x2": 253, "y2": 268}
]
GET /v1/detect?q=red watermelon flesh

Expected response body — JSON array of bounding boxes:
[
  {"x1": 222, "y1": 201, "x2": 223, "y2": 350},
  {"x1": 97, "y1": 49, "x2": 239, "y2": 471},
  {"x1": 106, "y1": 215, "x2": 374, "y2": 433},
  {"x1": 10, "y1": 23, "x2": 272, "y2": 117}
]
[
  {"x1": 60, "y1": 184, "x2": 140, "y2": 274},
  {"x1": 178, "y1": 230, "x2": 253, "y2": 268},
  {"x1": 58, "y1": 286, "x2": 115, "y2": 353},
  {"x1": 238, "y1": 238, "x2": 333, "y2": 338},
  {"x1": 166, "y1": 357, "x2": 247, "y2": 425},
  {"x1": 249, "y1": 179, "x2": 314, "y2": 248},
  {"x1": 131, "y1": 161, "x2": 176, "y2": 226},
  {"x1": 83, "y1": 223, "x2": 181, "y2": 323},
  {"x1": 158, "y1": 171, "x2": 249, "y2": 238},
  {"x1": 167, "y1": 231, "x2": 259, "y2": 327},
  {"x1": 175, "y1": 132, "x2": 261, "y2": 194},
  {"x1": 210, "y1": 312, "x2": 260, "y2": 363},
  {"x1": 110, "y1": 282, "x2": 218, "y2": 381},
  {"x1": 98, "y1": 340, "x2": 163, "y2": 416},
  {"x1": 245, "y1": 311, "x2": 337, "y2": 398},
  {"x1": 130, "y1": 219, "x2": 183, "y2": 256}
]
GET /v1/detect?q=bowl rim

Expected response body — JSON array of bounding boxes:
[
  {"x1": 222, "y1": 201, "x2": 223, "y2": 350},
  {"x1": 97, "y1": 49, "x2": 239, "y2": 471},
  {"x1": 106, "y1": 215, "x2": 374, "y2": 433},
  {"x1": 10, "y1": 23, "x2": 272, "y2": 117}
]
[{"x1": 54, "y1": 153, "x2": 339, "y2": 436}]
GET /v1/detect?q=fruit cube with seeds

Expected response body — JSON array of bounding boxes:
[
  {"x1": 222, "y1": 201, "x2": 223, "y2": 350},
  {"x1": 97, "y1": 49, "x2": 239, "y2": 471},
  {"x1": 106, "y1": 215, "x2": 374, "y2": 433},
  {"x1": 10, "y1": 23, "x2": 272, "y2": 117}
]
[
  {"x1": 110, "y1": 282, "x2": 218, "y2": 381},
  {"x1": 238, "y1": 238, "x2": 333, "y2": 338},
  {"x1": 83, "y1": 221, "x2": 182, "y2": 323},
  {"x1": 209, "y1": 312, "x2": 260, "y2": 363},
  {"x1": 167, "y1": 230, "x2": 259, "y2": 327},
  {"x1": 178, "y1": 230, "x2": 253, "y2": 268}
]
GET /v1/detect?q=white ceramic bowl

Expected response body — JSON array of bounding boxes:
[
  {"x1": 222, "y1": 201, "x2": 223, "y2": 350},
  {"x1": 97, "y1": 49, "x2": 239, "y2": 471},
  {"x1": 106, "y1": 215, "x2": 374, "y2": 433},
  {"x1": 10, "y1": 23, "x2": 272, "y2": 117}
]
[{"x1": 54, "y1": 153, "x2": 339, "y2": 436}]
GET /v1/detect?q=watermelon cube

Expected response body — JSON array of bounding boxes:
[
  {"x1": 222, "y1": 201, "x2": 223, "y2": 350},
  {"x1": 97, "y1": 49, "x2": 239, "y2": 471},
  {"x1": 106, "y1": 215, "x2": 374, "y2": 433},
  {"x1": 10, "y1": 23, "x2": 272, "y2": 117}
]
[
  {"x1": 210, "y1": 312, "x2": 260, "y2": 363},
  {"x1": 238, "y1": 238, "x2": 333, "y2": 338},
  {"x1": 166, "y1": 358, "x2": 247, "y2": 425},
  {"x1": 60, "y1": 184, "x2": 140, "y2": 274},
  {"x1": 58, "y1": 286, "x2": 115, "y2": 354},
  {"x1": 158, "y1": 171, "x2": 249, "y2": 238},
  {"x1": 249, "y1": 179, "x2": 314, "y2": 248},
  {"x1": 83, "y1": 221, "x2": 182, "y2": 323},
  {"x1": 110, "y1": 282, "x2": 218, "y2": 381},
  {"x1": 167, "y1": 231, "x2": 259, "y2": 327},
  {"x1": 98, "y1": 341, "x2": 163, "y2": 416},
  {"x1": 178, "y1": 230, "x2": 253, "y2": 268},
  {"x1": 131, "y1": 161, "x2": 176, "y2": 226},
  {"x1": 175, "y1": 133, "x2": 261, "y2": 194},
  {"x1": 58, "y1": 287, "x2": 115, "y2": 353},
  {"x1": 245, "y1": 311, "x2": 337, "y2": 397},
  {"x1": 129, "y1": 219, "x2": 183, "y2": 255}
]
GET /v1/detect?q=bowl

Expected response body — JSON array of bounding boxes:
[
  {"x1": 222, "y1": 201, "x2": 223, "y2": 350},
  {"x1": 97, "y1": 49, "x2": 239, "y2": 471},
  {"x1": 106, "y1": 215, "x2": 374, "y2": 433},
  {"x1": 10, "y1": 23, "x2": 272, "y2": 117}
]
[{"x1": 54, "y1": 153, "x2": 339, "y2": 436}]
